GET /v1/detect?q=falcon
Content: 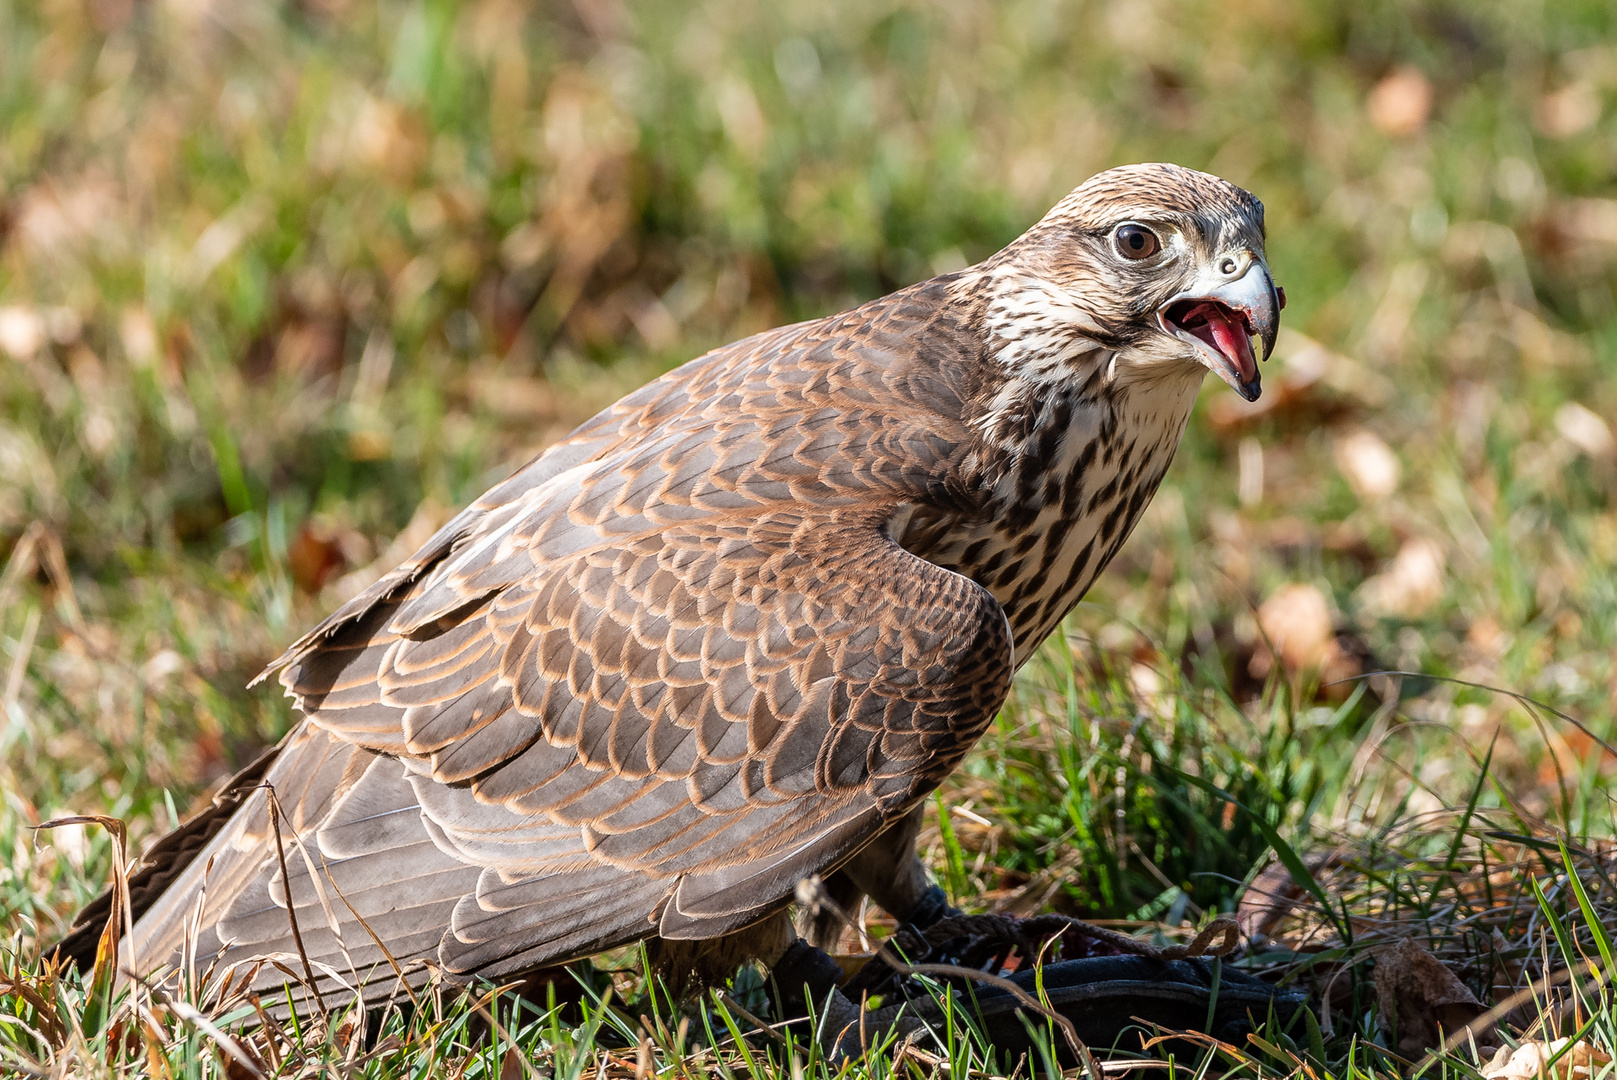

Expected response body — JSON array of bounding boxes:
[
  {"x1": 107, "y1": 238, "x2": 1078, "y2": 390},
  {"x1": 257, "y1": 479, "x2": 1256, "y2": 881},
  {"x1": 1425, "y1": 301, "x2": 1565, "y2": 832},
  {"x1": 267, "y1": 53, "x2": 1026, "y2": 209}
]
[{"x1": 59, "y1": 163, "x2": 1280, "y2": 1017}]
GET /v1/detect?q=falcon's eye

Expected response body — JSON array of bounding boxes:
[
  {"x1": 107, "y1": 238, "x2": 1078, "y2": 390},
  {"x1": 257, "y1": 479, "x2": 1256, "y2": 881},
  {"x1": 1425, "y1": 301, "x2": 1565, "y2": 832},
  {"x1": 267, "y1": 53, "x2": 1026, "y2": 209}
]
[{"x1": 1113, "y1": 224, "x2": 1161, "y2": 260}]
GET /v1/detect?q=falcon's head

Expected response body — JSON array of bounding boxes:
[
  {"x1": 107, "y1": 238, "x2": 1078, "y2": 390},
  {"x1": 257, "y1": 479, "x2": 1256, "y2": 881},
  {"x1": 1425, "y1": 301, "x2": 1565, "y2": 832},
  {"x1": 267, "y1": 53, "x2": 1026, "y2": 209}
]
[{"x1": 987, "y1": 162, "x2": 1281, "y2": 403}]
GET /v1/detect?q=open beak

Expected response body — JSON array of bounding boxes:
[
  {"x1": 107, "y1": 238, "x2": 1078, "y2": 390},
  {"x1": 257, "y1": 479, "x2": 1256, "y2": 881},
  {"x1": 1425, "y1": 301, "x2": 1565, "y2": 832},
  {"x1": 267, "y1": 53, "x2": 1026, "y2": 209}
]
[{"x1": 1157, "y1": 261, "x2": 1281, "y2": 403}]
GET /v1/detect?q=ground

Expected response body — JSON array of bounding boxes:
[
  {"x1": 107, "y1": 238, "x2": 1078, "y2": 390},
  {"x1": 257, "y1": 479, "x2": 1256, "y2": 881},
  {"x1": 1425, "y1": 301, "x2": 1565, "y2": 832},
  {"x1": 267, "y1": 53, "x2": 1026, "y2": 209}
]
[{"x1": 2, "y1": 0, "x2": 1617, "y2": 1076}]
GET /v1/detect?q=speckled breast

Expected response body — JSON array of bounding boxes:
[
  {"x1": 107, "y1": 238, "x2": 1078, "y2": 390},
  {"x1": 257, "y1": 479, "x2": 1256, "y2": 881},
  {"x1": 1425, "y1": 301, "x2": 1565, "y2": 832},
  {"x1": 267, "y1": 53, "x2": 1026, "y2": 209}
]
[{"x1": 898, "y1": 381, "x2": 1198, "y2": 667}]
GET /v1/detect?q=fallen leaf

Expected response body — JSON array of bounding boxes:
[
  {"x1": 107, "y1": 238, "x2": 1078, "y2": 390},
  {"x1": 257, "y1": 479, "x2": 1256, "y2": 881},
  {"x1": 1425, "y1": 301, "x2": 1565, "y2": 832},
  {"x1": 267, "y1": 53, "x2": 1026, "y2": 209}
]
[
  {"x1": 349, "y1": 95, "x2": 428, "y2": 181},
  {"x1": 1536, "y1": 82, "x2": 1601, "y2": 138},
  {"x1": 1336, "y1": 430, "x2": 1401, "y2": 500},
  {"x1": 288, "y1": 524, "x2": 344, "y2": 594},
  {"x1": 1556, "y1": 402, "x2": 1614, "y2": 458},
  {"x1": 1357, "y1": 537, "x2": 1447, "y2": 618},
  {"x1": 328, "y1": 499, "x2": 451, "y2": 603},
  {"x1": 1236, "y1": 852, "x2": 1339, "y2": 944},
  {"x1": 1466, "y1": 615, "x2": 1509, "y2": 657},
  {"x1": 1257, "y1": 584, "x2": 1334, "y2": 672},
  {"x1": 1368, "y1": 66, "x2": 1433, "y2": 137},
  {"x1": 120, "y1": 307, "x2": 159, "y2": 366},
  {"x1": 1536, "y1": 198, "x2": 1617, "y2": 274},
  {"x1": 1483, "y1": 1039, "x2": 1612, "y2": 1080},
  {"x1": 1375, "y1": 938, "x2": 1488, "y2": 1058},
  {"x1": 1249, "y1": 582, "x2": 1369, "y2": 696},
  {"x1": 288, "y1": 518, "x2": 369, "y2": 594},
  {"x1": 224, "y1": 1042, "x2": 270, "y2": 1080},
  {"x1": 140, "y1": 649, "x2": 187, "y2": 684},
  {"x1": 0, "y1": 306, "x2": 45, "y2": 359}
]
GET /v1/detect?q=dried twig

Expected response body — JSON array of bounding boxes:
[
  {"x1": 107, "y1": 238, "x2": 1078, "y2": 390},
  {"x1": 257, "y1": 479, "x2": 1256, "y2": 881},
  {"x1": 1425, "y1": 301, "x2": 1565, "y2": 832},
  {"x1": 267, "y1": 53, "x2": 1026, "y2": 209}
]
[{"x1": 262, "y1": 785, "x2": 327, "y2": 1016}]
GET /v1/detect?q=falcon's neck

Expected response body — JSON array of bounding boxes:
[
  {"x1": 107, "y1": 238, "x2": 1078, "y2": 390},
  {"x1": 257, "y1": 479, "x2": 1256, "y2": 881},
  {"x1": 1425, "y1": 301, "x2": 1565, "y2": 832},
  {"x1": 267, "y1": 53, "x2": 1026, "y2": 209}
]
[{"x1": 900, "y1": 273, "x2": 1205, "y2": 665}]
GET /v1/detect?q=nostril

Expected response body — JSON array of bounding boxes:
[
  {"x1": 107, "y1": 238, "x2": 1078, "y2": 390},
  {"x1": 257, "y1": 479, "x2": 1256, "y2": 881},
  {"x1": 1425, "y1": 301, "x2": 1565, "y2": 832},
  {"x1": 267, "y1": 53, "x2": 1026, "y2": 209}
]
[{"x1": 1219, "y1": 257, "x2": 1238, "y2": 276}]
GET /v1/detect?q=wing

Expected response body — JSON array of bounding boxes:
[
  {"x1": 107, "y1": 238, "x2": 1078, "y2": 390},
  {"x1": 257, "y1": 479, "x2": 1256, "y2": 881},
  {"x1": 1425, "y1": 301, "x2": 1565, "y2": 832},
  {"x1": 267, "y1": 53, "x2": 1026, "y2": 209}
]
[{"x1": 124, "y1": 280, "x2": 1013, "y2": 1005}]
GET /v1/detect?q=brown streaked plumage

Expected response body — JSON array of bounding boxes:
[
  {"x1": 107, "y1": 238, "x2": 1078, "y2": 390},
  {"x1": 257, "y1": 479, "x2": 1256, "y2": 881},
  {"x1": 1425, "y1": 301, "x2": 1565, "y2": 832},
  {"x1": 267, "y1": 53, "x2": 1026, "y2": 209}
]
[{"x1": 60, "y1": 163, "x2": 1279, "y2": 1008}]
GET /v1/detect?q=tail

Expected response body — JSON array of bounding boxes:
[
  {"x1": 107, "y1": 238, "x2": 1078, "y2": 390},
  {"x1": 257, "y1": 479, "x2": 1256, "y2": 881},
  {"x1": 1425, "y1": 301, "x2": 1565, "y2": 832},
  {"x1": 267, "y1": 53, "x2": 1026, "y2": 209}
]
[
  {"x1": 52, "y1": 745, "x2": 281, "y2": 972},
  {"x1": 67, "y1": 724, "x2": 484, "y2": 1015}
]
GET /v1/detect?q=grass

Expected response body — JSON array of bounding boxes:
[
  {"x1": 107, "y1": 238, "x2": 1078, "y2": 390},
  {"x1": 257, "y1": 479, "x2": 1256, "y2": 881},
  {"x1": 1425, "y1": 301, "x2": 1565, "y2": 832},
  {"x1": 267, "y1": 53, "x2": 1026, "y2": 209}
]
[{"x1": 2, "y1": 0, "x2": 1617, "y2": 1074}]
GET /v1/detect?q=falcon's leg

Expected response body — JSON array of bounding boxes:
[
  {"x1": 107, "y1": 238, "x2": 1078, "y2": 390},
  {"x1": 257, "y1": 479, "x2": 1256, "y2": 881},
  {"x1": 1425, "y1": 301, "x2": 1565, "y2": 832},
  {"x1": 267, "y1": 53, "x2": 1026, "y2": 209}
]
[
  {"x1": 797, "y1": 872, "x2": 864, "y2": 950},
  {"x1": 798, "y1": 805, "x2": 957, "y2": 949},
  {"x1": 651, "y1": 911, "x2": 795, "y2": 996},
  {"x1": 778, "y1": 808, "x2": 957, "y2": 1057}
]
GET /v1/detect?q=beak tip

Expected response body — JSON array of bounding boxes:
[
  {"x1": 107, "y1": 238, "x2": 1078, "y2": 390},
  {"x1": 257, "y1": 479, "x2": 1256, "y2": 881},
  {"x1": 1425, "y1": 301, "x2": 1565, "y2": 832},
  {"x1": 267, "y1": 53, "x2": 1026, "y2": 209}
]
[{"x1": 1240, "y1": 376, "x2": 1262, "y2": 402}]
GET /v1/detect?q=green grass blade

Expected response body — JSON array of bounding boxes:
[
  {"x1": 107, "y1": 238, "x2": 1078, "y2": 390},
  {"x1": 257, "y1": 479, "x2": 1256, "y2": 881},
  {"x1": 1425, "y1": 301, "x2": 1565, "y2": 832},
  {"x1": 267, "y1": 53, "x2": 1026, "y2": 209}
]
[
  {"x1": 934, "y1": 792, "x2": 968, "y2": 903},
  {"x1": 1445, "y1": 729, "x2": 1497, "y2": 872},
  {"x1": 1166, "y1": 766, "x2": 1340, "y2": 937},
  {"x1": 1530, "y1": 872, "x2": 1584, "y2": 992},
  {"x1": 1559, "y1": 839, "x2": 1616, "y2": 984}
]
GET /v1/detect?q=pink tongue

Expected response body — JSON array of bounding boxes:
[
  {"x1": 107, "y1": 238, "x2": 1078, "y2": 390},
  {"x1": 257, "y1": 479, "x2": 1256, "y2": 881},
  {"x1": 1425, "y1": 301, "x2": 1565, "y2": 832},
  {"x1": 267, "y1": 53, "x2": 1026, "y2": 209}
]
[{"x1": 1205, "y1": 312, "x2": 1256, "y2": 383}]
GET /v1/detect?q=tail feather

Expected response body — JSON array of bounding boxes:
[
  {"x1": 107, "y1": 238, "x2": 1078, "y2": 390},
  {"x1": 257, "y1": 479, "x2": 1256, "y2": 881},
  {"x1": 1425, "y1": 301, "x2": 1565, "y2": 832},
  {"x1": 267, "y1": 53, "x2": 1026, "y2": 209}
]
[{"x1": 124, "y1": 726, "x2": 481, "y2": 1010}]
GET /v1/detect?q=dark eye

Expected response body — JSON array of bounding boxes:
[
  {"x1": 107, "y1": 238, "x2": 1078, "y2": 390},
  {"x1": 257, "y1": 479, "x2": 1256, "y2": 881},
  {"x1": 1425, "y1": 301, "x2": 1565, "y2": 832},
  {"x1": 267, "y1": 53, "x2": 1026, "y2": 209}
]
[{"x1": 1113, "y1": 224, "x2": 1161, "y2": 260}]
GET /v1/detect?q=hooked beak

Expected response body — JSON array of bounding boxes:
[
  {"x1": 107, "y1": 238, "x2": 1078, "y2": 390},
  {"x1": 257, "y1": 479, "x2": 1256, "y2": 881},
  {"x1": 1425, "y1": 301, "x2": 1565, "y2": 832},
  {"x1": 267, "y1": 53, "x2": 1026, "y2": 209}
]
[{"x1": 1157, "y1": 261, "x2": 1281, "y2": 403}]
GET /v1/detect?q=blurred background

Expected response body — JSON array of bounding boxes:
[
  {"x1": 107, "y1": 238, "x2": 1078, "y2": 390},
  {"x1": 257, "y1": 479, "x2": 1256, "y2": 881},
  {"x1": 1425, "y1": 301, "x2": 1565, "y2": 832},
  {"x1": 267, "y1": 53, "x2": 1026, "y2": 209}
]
[{"x1": 2, "y1": 0, "x2": 1615, "y2": 936}]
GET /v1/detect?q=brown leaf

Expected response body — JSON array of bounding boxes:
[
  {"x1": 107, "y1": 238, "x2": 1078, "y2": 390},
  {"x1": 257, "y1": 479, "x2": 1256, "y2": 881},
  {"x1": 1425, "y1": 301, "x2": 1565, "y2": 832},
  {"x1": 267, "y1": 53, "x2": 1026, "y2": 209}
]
[
  {"x1": 1357, "y1": 538, "x2": 1446, "y2": 618},
  {"x1": 1256, "y1": 583, "x2": 1334, "y2": 673},
  {"x1": 1235, "y1": 852, "x2": 1339, "y2": 944},
  {"x1": 1335, "y1": 430, "x2": 1401, "y2": 501},
  {"x1": 1536, "y1": 82, "x2": 1601, "y2": 139},
  {"x1": 1556, "y1": 402, "x2": 1615, "y2": 458},
  {"x1": 0, "y1": 305, "x2": 45, "y2": 359},
  {"x1": 1368, "y1": 66, "x2": 1433, "y2": 137},
  {"x1": 1374, "y1": 938, "x2": 1488, "y2": 1058},
  {"x1": 223, "y1": 1042, "x2": 269, "y2": 1080},
  {"x1": 288, "y1": 522, "x2": 347, "y2": 594}
]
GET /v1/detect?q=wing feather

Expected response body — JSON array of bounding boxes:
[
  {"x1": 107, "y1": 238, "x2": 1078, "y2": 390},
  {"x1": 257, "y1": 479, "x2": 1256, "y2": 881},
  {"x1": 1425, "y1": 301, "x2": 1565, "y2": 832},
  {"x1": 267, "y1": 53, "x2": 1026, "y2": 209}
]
[{"x1": 116, "y1": 279, "x2": 1012, "y2": 1003}]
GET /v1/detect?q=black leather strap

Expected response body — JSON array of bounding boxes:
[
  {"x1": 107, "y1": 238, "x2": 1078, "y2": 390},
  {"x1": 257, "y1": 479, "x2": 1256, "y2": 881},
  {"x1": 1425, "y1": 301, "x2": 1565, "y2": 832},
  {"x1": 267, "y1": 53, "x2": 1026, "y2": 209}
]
[{"x1": 904, "y1": 883, "x2": 953, "y2": 929}]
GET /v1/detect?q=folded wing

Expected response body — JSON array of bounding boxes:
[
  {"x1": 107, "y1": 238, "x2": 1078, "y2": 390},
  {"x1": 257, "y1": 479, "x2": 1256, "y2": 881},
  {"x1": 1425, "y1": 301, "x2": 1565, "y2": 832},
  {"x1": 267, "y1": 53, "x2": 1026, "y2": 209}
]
[{"x1": 114, "y1": 291, "x2": 1010, "y2": 1006}]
